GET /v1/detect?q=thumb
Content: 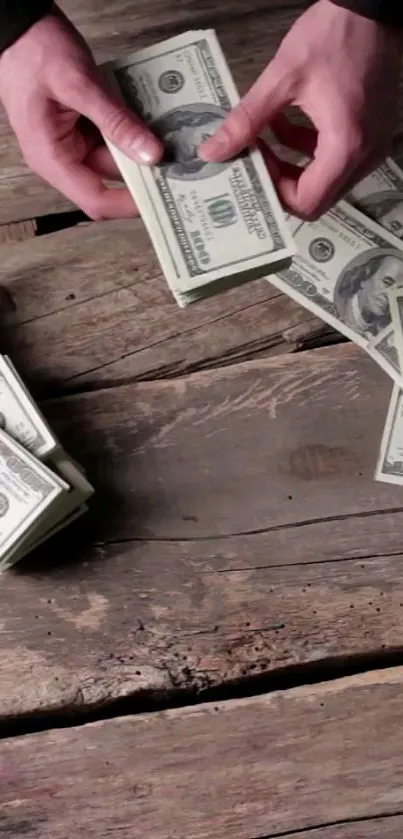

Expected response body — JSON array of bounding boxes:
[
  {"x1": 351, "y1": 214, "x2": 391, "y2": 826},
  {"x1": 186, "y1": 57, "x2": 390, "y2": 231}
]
[
  {"x1": 65, "y1": 75, "x2": 163, "y2": 165},
  {"x1": 199, "y1": 61, "x2": 293, "y2": 162}
]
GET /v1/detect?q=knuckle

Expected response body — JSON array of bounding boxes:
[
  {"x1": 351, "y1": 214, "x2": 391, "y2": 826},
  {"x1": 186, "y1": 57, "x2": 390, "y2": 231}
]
[{"x1": 102, "y1": 108, "x2": 135, "y2": 144}]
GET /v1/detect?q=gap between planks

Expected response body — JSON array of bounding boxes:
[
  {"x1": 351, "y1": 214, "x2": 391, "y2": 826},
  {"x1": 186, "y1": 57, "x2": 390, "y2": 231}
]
[
  {"x1": 3, "y1": 344, "x2": 403, "y2": 726},
  {"x1": 2, "y1": 646, "x2": 403, "y2": 741},
  {"x1": 3, "y1": 668, "x2": 403, "y2": 839}
]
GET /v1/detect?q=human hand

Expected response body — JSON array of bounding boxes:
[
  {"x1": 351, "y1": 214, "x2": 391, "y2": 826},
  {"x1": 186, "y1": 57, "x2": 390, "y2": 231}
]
[
  {"x1": 199, "y1": 0, "x2": 402, "y2": 220},
  {"x1": 0, "y1": 6, "x2": 163, "y2": 219}
]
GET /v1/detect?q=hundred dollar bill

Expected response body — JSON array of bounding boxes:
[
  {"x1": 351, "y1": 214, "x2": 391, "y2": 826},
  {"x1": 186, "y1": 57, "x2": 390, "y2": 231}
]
[
  {"x1": 387, "y1": 288, "x2": 403, "y2": 375},
  {"x1": 0, "y1": 429, "x2": 69, "y2": 561},
  {"x1": 0, "y1": 453, "x2": 93, "y2": 570},
  {"x1": 101, "y1": 30, "x2": 295, "y2": 306},
  {"x1": 269, "y1": 200, "x2": 403, "y2": 353},
  {"x1": 0, "y1": 356, "x2": 57, "y2": 459},
  {"x1": 33, "y1": 452, "x2": 94, "y2": 536},
  {"x1": 368, "y1": 287, "x2": 403, "y2": 387},
  {"x1": 375, "y1": 383, "x2": 403, "y2": 485},
  {"x1": 349, "y1": 158, "x2": 403, "y2": 240},
  {"x1": 367, "y1": 324, "x2": 401, "y2": 386}
]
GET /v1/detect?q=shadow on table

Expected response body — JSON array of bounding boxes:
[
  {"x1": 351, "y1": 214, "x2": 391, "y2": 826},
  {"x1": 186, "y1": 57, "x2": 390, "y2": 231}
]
[{"x1": 10, "y1": 376, "x2": 155, "y2": 577}]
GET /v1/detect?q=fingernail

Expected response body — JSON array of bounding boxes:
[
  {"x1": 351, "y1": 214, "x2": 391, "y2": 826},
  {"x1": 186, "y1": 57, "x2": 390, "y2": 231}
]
[{"x1": 131, "y1": 134, "x2": 162, "y2": 165}]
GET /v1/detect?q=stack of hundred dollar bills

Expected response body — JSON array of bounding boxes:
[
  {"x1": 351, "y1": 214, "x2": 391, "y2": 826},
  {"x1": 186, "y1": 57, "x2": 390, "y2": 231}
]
[
  {"x1": 0, "y1": 356, "x2": 93, "y2": 572},
  {"x1": 101, "y1": 30, "x2": 296, "y2": 306},
  {"x1": 103, "y1": 29, "x2": 403, "y2": 485}
]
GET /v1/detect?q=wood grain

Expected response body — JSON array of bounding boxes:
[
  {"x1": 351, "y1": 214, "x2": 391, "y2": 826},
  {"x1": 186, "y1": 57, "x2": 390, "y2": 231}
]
[
  {"x1": 0, "y1": 217, "x2": 332, "y2": 392},
  {"x1": 2, "y1": 669, "x2": 403, "y2": 839},
  {"x1": 0, "y1": 2, "x2": 304, "y2": 223},
  {"x1": 2, "y1": 344, "x2": 403, "y2": 720},
  {"x1": 286, "y1": 819, "x2": 403, "y2": 839},
  {"x1": 41, "y1": 343, "x2": 403, "y2": 540},
  {"x1": 3, "y1": 533, "x2": 403, "y2": 720}
]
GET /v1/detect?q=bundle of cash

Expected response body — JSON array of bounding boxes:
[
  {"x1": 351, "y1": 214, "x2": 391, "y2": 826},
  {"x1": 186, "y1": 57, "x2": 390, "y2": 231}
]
[
  {"x1": 101, "y1": 29, "x2": 295, "y2": 306},
  {"x1": 0, "y1": 356, "x2": 94, "y2": 572},
  {"x1": 375, "y1": 288, "x2": 403, "y2": 485}
]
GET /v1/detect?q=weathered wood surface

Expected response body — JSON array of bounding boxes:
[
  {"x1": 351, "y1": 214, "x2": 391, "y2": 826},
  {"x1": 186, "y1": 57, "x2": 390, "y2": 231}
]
[
  {"x1": 2, "y1": 669, "x2": 403, "y2": 839},
  {"x1": 0, "y1": 219, "x2": 36, "y2": 245},
  {"x1": 0, "y1": 2, "x2": 304, "y2": 223},
  {"x1": 287, "y1": 819, "x2": 403, "y2": 839},
  {"x1": 2, "y1": 344, "x2": 403, "y2": 720},
  {"x1": 0, "y1": 218, "x2": 333, "y2": 393},
  {"x1": 1, "y1": 0, "x2": 402, "y2": 224}
]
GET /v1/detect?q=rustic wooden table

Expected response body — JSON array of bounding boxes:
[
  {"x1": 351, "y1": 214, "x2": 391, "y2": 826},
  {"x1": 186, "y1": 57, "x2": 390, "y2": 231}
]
[{"x1": 2, "y1": 1, "x2": 403, "y2": 837}]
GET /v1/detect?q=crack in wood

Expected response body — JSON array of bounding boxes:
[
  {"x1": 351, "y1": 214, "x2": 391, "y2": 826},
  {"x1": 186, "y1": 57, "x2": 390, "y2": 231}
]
[
  {"x1": 249, "y1": 810, "x2": 403, "y2": 839},
  {"x1": 2, "y1": 649, "x2": 403, "y2": 741}
]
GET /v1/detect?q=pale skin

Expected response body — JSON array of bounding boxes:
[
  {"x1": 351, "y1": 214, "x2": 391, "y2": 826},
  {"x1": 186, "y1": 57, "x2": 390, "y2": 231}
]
[{"x1": 0, "y1": 0, "x2": 401, "y2": 221}]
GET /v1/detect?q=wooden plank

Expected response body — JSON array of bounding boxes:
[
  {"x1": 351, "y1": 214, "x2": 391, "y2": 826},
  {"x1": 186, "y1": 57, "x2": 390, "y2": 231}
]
[
  {"x1": 2, "y1": 344, "x2": 403, "y2": 720},
  {"x1": 0, "y1": 217, "x2": 331, "y2": 392},
  {"x1": 2, "y1": 670, "x2": 403, "y2": 839},
  {"x1": 286, "y1": 819, "x2": 403, "y2": 839},
  {"x1": 41, "y1": 343, "x2": 403, "y2": 538},
  {"x1": 0, "y1": 2, "x2": 304, "y2": 223},
  {"x1": 3, "y1": 536, "x2": 403, "y2": 719}
]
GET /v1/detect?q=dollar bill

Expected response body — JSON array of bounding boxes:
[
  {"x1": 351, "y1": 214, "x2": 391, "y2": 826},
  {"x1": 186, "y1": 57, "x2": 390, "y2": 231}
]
[
  {"x1": 0, "y1": 356, "x2": 57, "y2": 459},
  {"x1": 367, "y1": 324, "x2": 401, "y2": 386},
  {"x1": 375, "y1": 383, "x2": 403, "y2": 484},
  {"x1": 34, "y1": 452, "x2": 94, "y2": 535},
  {"x1": 0, "y1": 429, "x2": 69, "y2": 562},
  {"x1": 0, "y1": 355, "x2": 94, "y2": 571},
  {"x1": 349, "y1": 158, "x2": 403, "y2": 240},
  {"x1": 101, "y1": 30, "x2": 295, "y2": 306},
  {"x1": 269, "y1": 200, "x2": 403, "y2": 353},
  {"x1": 386, "y1": 288, "x2": 403, "y2": 375}
]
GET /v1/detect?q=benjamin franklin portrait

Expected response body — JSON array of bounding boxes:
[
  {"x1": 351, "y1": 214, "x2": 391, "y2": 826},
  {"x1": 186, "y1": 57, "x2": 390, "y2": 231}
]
[
  {"x1": 334, "y1": 250, "x2": 403, "y2": 338},
  {"x1": 151, "y1": 103, "x2": 229, "y2": 180}
]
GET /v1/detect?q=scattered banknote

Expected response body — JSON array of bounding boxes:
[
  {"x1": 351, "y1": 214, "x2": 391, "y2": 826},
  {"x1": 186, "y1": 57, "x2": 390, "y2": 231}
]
[
  {"x1": 375, "y1": 290, "x2": 403, "y2": 486},
  {"x1": 375, "y1": 383, "x2": 403, "y2": 484},
  {"x1": 0, "y1": 356, "x2": 94, "y2": 572},
  {"x1": 349, "y1": 158, "x2": 403, "y2": 240},
  {"x1": 269, "y1": 199, "x2": 403, "y2": 355},
  {"x1": 388, "y1": 289, "x2": 403, "y2": 375},
  {"x1": 101, "y1": 29, "x2": 295, "y2": 306},
  {"x1": 367, "y1": 324, "x2": 400, "y2": 387}
]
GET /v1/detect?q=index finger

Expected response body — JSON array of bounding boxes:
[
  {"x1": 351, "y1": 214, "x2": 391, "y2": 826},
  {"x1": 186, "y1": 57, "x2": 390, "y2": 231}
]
[
  {"x1": 277, "y1": 119, "x2": 364, "y2": 219},
  {"x1": 199, "y1": 62, "x2": 293, "y2": 162}
]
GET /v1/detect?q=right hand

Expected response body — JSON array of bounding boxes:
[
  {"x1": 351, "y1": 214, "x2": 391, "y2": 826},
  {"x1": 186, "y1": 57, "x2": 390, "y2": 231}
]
[
  {"x1": 0, "y1": 6, "x2": 163, "y2": 220},
  {"x1": 200, "y1": 0, "x2": 403, "y2": 220}
]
